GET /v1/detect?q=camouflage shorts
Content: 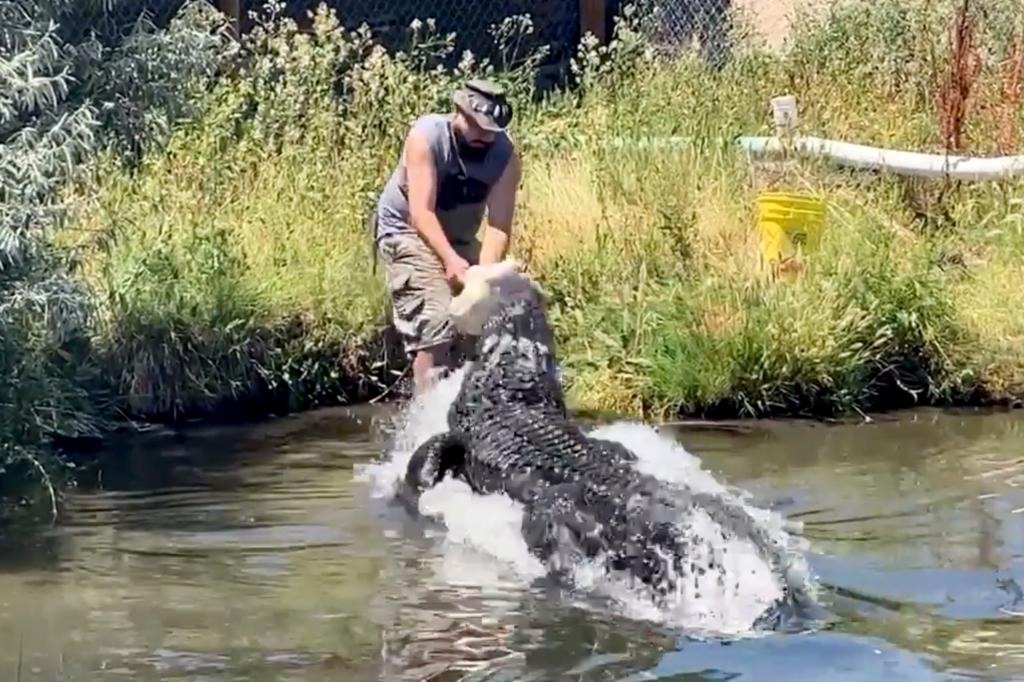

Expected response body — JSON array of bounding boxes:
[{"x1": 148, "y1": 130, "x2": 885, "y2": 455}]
[{"x1": 376, "y1": 231, "x2": 480, "y2": 355}]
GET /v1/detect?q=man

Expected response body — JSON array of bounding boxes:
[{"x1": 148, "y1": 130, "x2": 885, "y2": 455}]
[{"x1": 372, "y1": 79, "x2": 522, "y2": 395}]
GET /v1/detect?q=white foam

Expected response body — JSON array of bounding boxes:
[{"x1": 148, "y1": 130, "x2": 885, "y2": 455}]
[
  {"x1": 359, "y1": 366, "x2": 468, "y2": 500},
  {"x1": 588, "y1": 421, "x2": 807, "y2": 550},
  {"x1": 358, "y1": 367, "x2": 546, "y2": 588},
  {"x1": 569, "y1": 419, "x2": 815, "y2": 630},
  {"x1": 420, "y1": 477, "x2": 547, "y2": 583},
  {"x1": 357, "y1": 370, "x2": 816, "y2": 636}
]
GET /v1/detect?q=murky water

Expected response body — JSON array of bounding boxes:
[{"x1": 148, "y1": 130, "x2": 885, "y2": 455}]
[{"x1": 2, "y1": 394, "x2": 1023, "y2": 680}]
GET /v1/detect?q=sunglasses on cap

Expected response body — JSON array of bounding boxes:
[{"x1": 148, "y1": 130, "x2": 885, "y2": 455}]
[{"x1": 460, "y1": 82, "x2": 513, "y2": 130}]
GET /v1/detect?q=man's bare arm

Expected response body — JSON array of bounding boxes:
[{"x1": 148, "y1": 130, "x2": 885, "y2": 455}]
[
  {"x1": 406, "y1": 129, "x2": 465, "y2": 275},
  {"x1": 479, "y1": 149, "x2": 522, "y2": 265}
]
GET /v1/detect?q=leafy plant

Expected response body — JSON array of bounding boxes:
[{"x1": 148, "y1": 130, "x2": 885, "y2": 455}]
[{"x1": 1, "y1": 0, "x2": 231, "y2": 520}]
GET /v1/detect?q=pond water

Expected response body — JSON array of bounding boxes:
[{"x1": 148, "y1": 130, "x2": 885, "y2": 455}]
[{"x1": 1, "y1": 378, "x2": 1023, "y2": 681}]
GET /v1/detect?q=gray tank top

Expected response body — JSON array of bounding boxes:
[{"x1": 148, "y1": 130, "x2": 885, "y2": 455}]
[{"x1": 374, "y1": 113, "x2": 514, "y2": 248}]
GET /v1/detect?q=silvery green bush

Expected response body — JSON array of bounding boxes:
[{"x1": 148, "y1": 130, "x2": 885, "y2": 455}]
[{"x1": 0, "y1": 0, "x2": 232, "y2": 518}]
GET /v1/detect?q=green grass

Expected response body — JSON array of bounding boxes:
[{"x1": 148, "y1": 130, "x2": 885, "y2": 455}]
[
  {"x1": 52, "y1": 0, "x2": 1024, "y2": 432},
  {"x1": 73, "y1": 99, "x2": 395, "y2": 421}
]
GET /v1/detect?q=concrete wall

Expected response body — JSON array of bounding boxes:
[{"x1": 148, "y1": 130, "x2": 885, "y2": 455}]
[{"x1": 737, "y1": 0, "x2": 834, "y2": 49}]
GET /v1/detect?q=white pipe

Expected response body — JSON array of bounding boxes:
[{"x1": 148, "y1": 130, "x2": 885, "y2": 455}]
[
  {"x1": 738, "y1": 135, "x2": 1024, "y2": 181},
  {"x1": 527, "y1": 136, "x2": 733, "y2": 150}
]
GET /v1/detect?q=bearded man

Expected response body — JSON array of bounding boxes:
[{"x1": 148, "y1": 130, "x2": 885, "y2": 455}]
[{"x1": 371, "y1": 79, "x2": 522, "y2": 395}]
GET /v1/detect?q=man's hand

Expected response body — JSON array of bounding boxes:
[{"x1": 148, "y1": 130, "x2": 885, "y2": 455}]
[{"x1": 444, "y1": 253, "x2": 470, "y2": 286}]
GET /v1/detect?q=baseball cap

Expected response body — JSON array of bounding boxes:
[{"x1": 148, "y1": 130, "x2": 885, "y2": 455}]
[{"x1": 453, "y1": 79, "x2": 514, "y2": 132}]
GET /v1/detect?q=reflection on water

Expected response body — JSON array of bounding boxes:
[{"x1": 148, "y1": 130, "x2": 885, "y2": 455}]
[{"x1": 0, "y1": 405, "x2": 1022, "y2": 680}]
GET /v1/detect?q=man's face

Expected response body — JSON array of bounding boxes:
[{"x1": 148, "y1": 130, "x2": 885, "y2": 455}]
[{"x1": 453, "y1": 109, "x2": 496, "y2": 149}]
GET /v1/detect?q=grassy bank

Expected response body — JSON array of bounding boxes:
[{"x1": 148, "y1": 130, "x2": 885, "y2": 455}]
[
  {"x1": 1, "y1": 0, "x2": 234, "y2": 518},
  {"x1": 68, "y1": 0, "x2": 1024, "y2": 425},
  {"x1": 7, "y1": 0, "x2": 1024, "y2": 515}
]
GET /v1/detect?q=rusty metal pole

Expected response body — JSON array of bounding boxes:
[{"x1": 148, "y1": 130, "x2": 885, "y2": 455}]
[{"x1": 579, "y1": 0, "x2": 608, "y2": 43}]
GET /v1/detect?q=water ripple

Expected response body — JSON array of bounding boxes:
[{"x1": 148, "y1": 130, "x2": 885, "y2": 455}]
[{"x1": 2, "y1": 406, "x2": 1024, "y2": 680}]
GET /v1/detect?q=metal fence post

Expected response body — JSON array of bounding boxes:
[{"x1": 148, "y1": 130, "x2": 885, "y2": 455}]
[{"x1": 580, "y1": 0, "x2": 609, "y2": 43}]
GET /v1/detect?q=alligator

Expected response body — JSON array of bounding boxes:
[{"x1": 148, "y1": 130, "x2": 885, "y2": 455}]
[{"x1": 396, "y1": 261, "x2": 822, "y2": 632}]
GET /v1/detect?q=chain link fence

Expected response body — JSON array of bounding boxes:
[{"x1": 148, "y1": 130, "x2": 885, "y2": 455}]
[
  {"x1": 267, "y1": 0, "x2": 581, "y2": 71},
  {"x1": 633, "y1": 0, "x2": 820, "y2": 67},
  {"x1": 636, "y1": 0, "x2": 733, "y2": 63},
  {"x1": 262, "y1": 0, "x2": 814, "y2": 71},
  {"x1": 56, "y1": 0, "x2": 581, "y2": 86},
  {"x1": 55, "y1": 0, "x2": 817, "y2": 77}
]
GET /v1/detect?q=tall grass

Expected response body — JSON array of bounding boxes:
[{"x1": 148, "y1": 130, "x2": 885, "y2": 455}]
[
  {"x1": 1, "y1": 0, "x2": 232, "y2": 519},
  {"x1": 525, "y1": 0, "x2": 1024, "y2": 418},
  {"x1": 60, "y1": 0, "x2": 1024, "y2": 434},
  {"x1": 65, "y1": 7, "x2": 554, "y2": 423}
]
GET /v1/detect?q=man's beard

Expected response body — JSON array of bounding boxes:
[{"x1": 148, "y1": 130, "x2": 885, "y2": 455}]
[{"x1": 455, "y1": 130, "x2": 493, "y2": 163}]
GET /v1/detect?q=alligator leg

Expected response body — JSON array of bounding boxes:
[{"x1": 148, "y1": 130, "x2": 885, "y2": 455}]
[{"x1": 397, "y1": 431, "x2": 469, "y2": 512}]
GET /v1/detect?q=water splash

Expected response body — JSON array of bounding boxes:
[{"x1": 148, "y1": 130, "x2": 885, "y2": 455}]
[
  {"x1": 357, "y1": 370, "x2": 816, "y2": 636},
  {"x1": 569, "y1": 421, "x2": 817, "y2": 635},
  {"x1": 360, "y1": 367, "x2": 469, "y2": 500},
  {"x1": 358, "y1": 368, "x2": 546, "y2": 586}
]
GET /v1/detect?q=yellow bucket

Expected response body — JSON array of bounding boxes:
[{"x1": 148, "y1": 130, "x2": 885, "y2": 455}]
[{"x1": 755, "y1": 192, "x2": 827, "y2": 267}]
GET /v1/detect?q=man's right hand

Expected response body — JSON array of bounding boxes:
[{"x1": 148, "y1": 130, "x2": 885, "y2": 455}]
[{"x1": 444, "y1": 253, "x2": 470, "y2": 287}]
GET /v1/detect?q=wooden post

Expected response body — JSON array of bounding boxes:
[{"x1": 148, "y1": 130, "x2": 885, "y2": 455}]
[
  {"x1": 580, "y1": 0, "x2": 608, "y2": 43},
  {"x1": 217, "y1": 0, "x2": 241, "y2": 38}
]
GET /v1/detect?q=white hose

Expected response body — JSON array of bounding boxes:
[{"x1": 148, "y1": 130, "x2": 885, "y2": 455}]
[
  {"x1": 534, "y1": 133, "x2": 1024, "y2": 182},
  {"x1": 738, "y1": 135, "x2": 1024, "y2": 181}
]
